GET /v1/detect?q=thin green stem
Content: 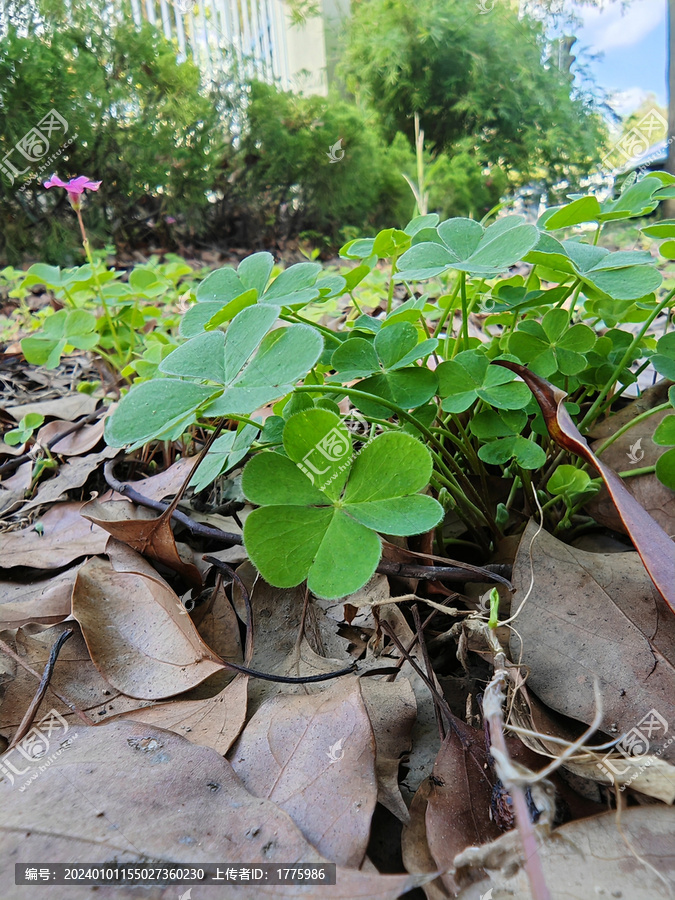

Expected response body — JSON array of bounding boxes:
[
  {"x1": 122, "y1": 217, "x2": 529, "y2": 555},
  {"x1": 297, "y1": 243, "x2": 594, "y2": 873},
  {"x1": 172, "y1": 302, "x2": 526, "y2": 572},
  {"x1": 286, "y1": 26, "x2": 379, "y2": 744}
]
[
  {"x1": 594, "y1": 402, "x2": 670, "y2": 457},
  {"x1": 433, "y1": 275, "x2": 461, "y2": 340},
  {"x1": 459, "y1": 272, "x2": 469, "y2": 352}
]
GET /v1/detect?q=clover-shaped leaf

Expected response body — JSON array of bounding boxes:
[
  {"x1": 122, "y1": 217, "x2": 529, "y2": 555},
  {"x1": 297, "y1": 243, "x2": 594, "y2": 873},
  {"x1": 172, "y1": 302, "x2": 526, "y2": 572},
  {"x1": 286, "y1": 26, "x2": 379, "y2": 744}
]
[
  {"x1": 330, "y1": 322, "x2": 438, "y2": 417},
  {"x1": 508, "y1": 308, "x2": 596, "y2": 377},
  {"x1": 478, "y1": 435, "x2": 546, "y2": 470},
  {"x1": 242, "y1": 409, "x2": 443, "y2": 598},
  {"x1": 396, "y1": 215, "x2": 539, "y2": 280},
  {"x1": 4, "y1": 412, "x2": 44, "y2": 447},
  {"x1": 436, "y1": 350, "x2": 531, "y2": 413},
  {"x1": 189, "y1": 421, "x2": 260, "y2": 493},
  {"x1": 651, "y1": 332, "x2": 675, "y2": 381},
  {"x1": 180, "y1": 254, "x2": 325, "y2": 337},
  {"x1": 21, "y1": 309, "x2": 99, "y2": 369},
  {"x1": 106, "y1": 304, "x2": 323, "y2": 449}
]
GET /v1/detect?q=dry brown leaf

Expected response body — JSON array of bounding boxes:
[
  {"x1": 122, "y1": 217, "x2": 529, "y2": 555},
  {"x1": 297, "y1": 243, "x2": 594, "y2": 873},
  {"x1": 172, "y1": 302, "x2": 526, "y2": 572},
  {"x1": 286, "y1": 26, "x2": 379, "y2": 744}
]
[
  {"x1": 230, "y1": 678, "x2": 377, "y2": 868},
  {"x1": 361, "y1": 678, "x2": 417, "y2": 823},
  {"x1": 0, "y1": 622, "x2": 153, "y2": 734},
  {"x1": 511, "y1": 522, "x2": 675, "y2": 762},
  {"x1": 36, "y1": 417, "x2": 106, "y2": 456},
  {"x1": 425, "y1": 724, "x2": 501, "y2": 895},
  {"x1": 127, "y1": 455, "x2": 198, "y2": 500},
  {"x1": 72, "y1": 556, "x2": 223, "y2": 699},
  {"x1": 81, "y1": 497, "x2": 202, "y2": 587},
  {"x1": 192, "y1": 577, "x2": 243, "y2": 665},
  {"x1": 496, "y1": 361, "x2": 675, "y2": 612},
  {"x1": 0, "y1": 720, "x2": 430, "y2": 900},
  {"x1": 401, "y1": 779, "x2": 450, "y2": 900},
  {"x1": 0, "y1": 501, "x2": 109, "y2": 569},
  {"x1": 116, "y1": 672, "x2": 248, "y2": 755},
  {"x1": 21, "y1": 446, "x2": 119, "y2": 512},
  {"x1": 5, "y1": 394, "x2": 98, "y2": 422},
  {"x1": 0, "y1": 567, "x2": 80, "y2": 630},
  {"x1": 454, "y1": 806, "x2": 675, "y2": 899},
  {"x1": 588, "y1": 406, "x2": 675, "y2": 537}
]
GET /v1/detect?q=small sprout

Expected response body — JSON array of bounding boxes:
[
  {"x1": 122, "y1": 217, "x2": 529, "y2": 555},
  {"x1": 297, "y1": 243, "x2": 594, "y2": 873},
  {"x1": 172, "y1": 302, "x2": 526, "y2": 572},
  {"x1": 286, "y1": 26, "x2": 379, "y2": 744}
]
[{"x1": 488, "y1": 587, "x2": 500, "y2": 630}]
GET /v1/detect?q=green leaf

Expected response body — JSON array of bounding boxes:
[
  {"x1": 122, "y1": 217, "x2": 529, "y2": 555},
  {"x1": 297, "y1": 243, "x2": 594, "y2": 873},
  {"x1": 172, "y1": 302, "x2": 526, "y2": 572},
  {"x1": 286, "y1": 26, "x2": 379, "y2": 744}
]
[
  {"x1": 283, "y1": 409, "x2": 352, "y2": 500},
  {"x1": 105, "y1": 380, "x2": 220, "y2": 449},
  {"x1": 190, "y1": 422, "x2": 260, "y2": 493},
  {"x1": 355, "y1": 368, "x2": 438, "y2": 417},
  {"x1": 547, "y1": 465, "x2": 594, "y2": 500},
  {"x1": 544, "y1": 196, "x2": 602, "y2": 229},
  {"x1": 653, "y1": 415, "x2": 675, "y2": 446},
  {"x1": 437, "y1": 351, "x2": 531, "y2": 413},
  {"x1": 656, "y1": 447, "x2": 675, "y2": 490},
  {"x1": 331, "y1": 338, "x2": 379, "y2": 379},
  {"x1": 641, "y1": 219, "x2": 675, "y2": 239},
  {"x1": 478, "y1": 435, "x2": 546, "y2": 469},
  {"x1": 237, "y1": 252, "x2": 274, "y2": 295},
  {"x1": 242, "y1": 429, "x2": 442, "y2": 598},
  {"x1": 196, "y1": 266, "x2": 244, "y2": 303},
  {"x1": 263, "y1": 262, "x2": 321, "y2": 303}
]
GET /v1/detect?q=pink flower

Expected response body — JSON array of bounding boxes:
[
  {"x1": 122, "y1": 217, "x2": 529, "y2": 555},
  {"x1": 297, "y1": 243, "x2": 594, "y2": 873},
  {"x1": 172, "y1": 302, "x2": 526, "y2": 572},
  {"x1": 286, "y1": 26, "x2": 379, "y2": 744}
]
[{"x1": 44, "y1": 175, "x2": 102, "y2": 209}]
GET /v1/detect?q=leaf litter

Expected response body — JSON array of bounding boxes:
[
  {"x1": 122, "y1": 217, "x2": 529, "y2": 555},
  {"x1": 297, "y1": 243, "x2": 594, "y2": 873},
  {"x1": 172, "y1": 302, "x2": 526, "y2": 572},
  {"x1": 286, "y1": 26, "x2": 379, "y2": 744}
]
[{"x1": 1, "y1": 369, "x2": 674, "y2": 900}]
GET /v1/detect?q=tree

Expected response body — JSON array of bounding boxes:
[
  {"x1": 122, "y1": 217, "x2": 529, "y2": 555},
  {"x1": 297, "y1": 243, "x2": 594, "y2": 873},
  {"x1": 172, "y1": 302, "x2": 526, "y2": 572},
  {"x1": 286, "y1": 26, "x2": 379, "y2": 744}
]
[{"x1": 339, "y1": 0, "x2": 606, "y2": 192}]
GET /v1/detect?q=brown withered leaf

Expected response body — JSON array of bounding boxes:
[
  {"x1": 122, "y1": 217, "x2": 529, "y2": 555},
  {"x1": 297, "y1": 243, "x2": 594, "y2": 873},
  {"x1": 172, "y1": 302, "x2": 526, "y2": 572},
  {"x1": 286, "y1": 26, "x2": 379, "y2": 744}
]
[
  {"x1": 230, "y1": 678, "x2": 377, "y2": 868},
  {"x1": 36, "y1": 417, "x2": 106, "y2": 456},
  {"x1": 0, "y1": 502, "x2": 109, "y2": 569},
  {"x1": 5, "y1": 394, "x2": 98, "y2": 423},
  {"x1": 116, "y1": 672, "x2": 248, "y2": 756},
  {"x1": 454, "y1": 806, "x2": 675, "y2": 899},
  {"x1": 361, "y1": 678, "x2": 417, "y2": 824},
  {"x1": 511, "y1": 521, "x2": 675, "y2": 762},
  {"x1": 192, "y1": 577, "x2": 243, "y2": 665},
  {"x1": 401, "y1": 779, "x2": 450, "y2": 900},
  {"x1": 0, "y1": 721, "x2": 430, "y2": 900},
  {"x1": 588, "y1": 406, "x2": 675, "y2": 536},
  {"x1": 22, "y1": 446, "x2": 119, "y2": 512},
  {"x1": 71, "y1": 556, "x2": 223, "y2": 700},
  {"x1": 0, "y1": 567, "x2": 81, "y2": 630},
  {"x1": 81, "y1": 497, "x2": 202, "y2": 587},
  {"x1": 127, "y1": 455, "x2": 197, "y2": 500},
  {"x1": 0, "y1": 622, "x2": 153, "y2": 734},
  {"x1": 425, "y1": 722, "x2": 500, "y2": 895},
  {"x1": 495, "y1": 361, "x2": 675, "y2": 613}
]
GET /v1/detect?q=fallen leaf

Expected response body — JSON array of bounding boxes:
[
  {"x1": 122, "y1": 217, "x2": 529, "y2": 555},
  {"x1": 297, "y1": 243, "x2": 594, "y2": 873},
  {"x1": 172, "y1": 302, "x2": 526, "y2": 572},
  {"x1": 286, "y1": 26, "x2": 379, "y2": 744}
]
[
  {"x1": 0, "y1": 720, "x2": 430, "y2": 900},
  {"x1": 0, "y1": 567, "x2": 80, "y2": 630},
  {"x1": 510, "y1": 521, "x2": 675, "y2": 762},
  {"x1": 454, "y1": 806, "x2": 675, "y2": 899},
  {"x1": 495, "y1": 361, "x2": 675, "y2": 613},
  {"x1": 192, "y1": 577, "x2": 243, "y2": 665},
  {"x1": 117, "y1": 672, "x2": 248, "y2": 755},
  {"x1": 361, "y1": 678, "x2": 417, "y2": 823},
  {"x1": 0, "y1": 622, "x2": 152, "y2": 734},
  {"x1": 425, "y1": 723, "x2": 501, "y2": 895},
  {"x1": 21, "y1": 446, "x2": 119, "y2": 511},
  {"x1": 230, "y1": 678, "x2": 377, "y2": 868},
  {"x1": 5, "y1": 394, "x2": 98, "y2": 422},
  {"x1": 401, "y1": 779, "x2": 450, "y2": 900},
  {"x1": 71, "y1": 556, "x2": 223, "y2": 699},
  {"x1": 36, "y1": 416, "x2": 106, "y2": 455},
  {"x1": 119, "y1": 455, "x2": 198, "y2": 501},
  {"x1": 81, "y1": 497, "x2": 202, "y2": 587},
  {"x1": 0, "y1": 502, "x2": 109, "y2": 569}
]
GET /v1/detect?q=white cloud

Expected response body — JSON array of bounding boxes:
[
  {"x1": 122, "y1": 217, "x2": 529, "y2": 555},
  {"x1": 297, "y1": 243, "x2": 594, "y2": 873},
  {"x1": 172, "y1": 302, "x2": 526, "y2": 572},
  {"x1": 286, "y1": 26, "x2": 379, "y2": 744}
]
[
  {"x1": 575, "y1": 0, "x2": 665, "y2": 52},
  {"x1": 608, "y1": 87, "x2": 654, "y2": 116}
]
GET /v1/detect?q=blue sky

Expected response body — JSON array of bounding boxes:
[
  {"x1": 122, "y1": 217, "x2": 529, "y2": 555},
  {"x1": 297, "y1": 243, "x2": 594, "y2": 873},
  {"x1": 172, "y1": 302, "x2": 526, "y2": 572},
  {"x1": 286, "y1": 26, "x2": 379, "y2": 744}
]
[{"x1": 570, "y1": 0, "x2": 666, "y2": 116}]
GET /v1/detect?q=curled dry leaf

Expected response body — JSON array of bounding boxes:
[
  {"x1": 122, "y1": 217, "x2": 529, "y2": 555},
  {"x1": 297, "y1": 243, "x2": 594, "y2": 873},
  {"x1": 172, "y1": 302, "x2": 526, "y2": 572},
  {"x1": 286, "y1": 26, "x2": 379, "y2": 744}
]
[
  {"x1": 0, "y1": 721, "x2": 431, "y2": 900},
  {"x1": 230, "y1": 678, "x2": 377, "y2": 868},
  {"x1": 0, "y1": 622, "x2": 153, "y2": 734},
  {"x1": 71, "y1": 556, "x2": 223, "y2": 700},
  {"x1": 192, "y1": 577, "x2": 243, "y2": 665},
  {"x1": 510, "y1": 521, "x2": 675, "y2": 763},
  {"x1": 121, "y1": 455, "x2": 198, "y2": 501},
  {"x1": 454, "y1": 806, "x2": 675, "y2": 899},
  {"x1": 81, "y1": 497, "x2": 202, "y2": 587},
  {"x1": 0, "y1": 501, "x2": 109, "y2": 569},
  {"x1": 425, "y1": 722, "x2": 501, "y2": 895},
  {"x1": 495, "y1": 361, "x2": 675, "y2": 613},
  {"x1": 0, "y1": 566, "x2": 81, "y2": 630}
]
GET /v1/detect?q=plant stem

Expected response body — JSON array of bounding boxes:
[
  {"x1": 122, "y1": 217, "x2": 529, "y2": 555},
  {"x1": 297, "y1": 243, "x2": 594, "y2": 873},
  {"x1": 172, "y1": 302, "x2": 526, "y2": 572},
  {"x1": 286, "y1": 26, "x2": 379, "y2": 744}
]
[
  {"x1": 593, "y1": 402, "x2": 670, "y2": 457},
  {"x1": 459, "y1": 271, "x2": 469, "y2": 351}
]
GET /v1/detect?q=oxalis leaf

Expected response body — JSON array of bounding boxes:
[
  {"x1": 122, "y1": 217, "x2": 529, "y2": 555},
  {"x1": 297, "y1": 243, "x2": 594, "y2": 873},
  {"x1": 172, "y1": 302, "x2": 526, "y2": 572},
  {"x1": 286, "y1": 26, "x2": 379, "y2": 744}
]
[
  {"x1": 106, "y1": 304, "x2": 323, "y2": 449},
  {"x1": 241, "y1": 409, "x2": 443, "y2": 599}
]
